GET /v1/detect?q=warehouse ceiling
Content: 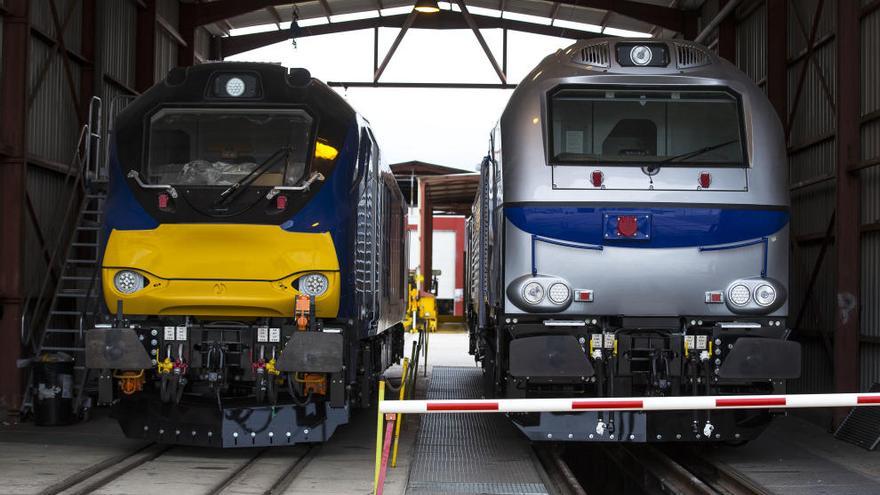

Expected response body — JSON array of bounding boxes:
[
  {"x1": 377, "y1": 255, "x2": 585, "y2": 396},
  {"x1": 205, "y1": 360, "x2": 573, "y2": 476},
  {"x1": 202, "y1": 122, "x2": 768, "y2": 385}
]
[{"x1": 194, "y1": 0, "x2": 706, "y2": 42}]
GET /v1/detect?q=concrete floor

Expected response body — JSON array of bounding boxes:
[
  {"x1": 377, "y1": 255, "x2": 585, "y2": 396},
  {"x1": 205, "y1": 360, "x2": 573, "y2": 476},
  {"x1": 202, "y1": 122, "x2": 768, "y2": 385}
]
[
  {"x1": 4, "y1": 331, "x2": 876, "y2": 495},
  {"x1": 0, "y1": 332, "x2": 473, "y2": 495}
]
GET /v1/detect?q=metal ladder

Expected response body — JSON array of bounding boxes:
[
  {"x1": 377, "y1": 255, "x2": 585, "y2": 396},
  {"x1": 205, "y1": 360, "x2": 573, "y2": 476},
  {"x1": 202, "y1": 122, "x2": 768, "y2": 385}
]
[{"x1": 20, "y1": 97, "x2": 105, "y2": 417}]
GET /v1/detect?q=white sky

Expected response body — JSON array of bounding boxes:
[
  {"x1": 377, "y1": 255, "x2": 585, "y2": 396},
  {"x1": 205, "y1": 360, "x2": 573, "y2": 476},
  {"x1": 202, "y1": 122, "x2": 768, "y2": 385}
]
[{"x1": 227, "y1": 22, "x2": 580, "y2": 170}]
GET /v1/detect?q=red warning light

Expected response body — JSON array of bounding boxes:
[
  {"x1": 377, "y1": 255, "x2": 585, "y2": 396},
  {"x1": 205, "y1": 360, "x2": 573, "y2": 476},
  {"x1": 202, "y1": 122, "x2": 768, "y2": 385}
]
[
  {"x1": 591, "y1": 170, "x2": 604, "y2": 187},
  {"x1": 158, "y1": 193, "x2": 169, "y2": 209},
  {"x1": 276, "y1": 195, "x2": 288, "y2": 210},
  {"x1": 617, "y1": 215, "x2": 639, "y2": 237},
  {"x1": 699, "y1": 172, "x2": 711, "y2": 189}
]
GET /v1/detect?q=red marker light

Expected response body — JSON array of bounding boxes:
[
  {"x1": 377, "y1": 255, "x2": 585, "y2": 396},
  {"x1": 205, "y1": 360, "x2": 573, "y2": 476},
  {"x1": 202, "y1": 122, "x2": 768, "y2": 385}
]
[
  {"x1": 276, "y1": 195, "x2": 288, "y2": 210},
  {"x1": 575, "y1": 290, "x2": 594, "y2": 302},
  {"x1": 158, "y1": 193, "x2": 169, "y2": 209},
  {"x1": 699, "y1": 171, "x2": 711, "y2": 189},
  {"x1": 617, "y1": 215, "x2": 639, "y2": 237},
  {"x1": 591, "y1": 170, "x2": 604, "y2": 187},
  {"x1": 705, "y1": 291, "x2": 723, "y2": 303}
]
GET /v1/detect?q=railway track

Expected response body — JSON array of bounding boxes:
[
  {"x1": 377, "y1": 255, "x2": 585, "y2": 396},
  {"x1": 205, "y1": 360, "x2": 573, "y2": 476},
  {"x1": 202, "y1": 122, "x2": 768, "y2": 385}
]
[
  {"x1": 37, "y1": 442, "x2": 318, "y2": 495},
  {"x1": 547, "y1": 443, "x2": 771, "y2": 495}
]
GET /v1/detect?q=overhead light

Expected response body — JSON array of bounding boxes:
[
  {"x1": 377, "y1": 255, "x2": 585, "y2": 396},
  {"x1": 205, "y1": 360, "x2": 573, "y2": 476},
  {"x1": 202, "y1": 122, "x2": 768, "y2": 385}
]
[{"x1": 414, "y1": 0, "x2": 440, "y2": 13}]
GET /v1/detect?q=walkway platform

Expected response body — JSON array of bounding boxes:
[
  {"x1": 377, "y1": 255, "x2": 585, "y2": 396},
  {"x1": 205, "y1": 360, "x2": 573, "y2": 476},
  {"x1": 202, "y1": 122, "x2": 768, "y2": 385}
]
[{"x1": 406, "y1": 367, "x2": 550, "y2": 495}]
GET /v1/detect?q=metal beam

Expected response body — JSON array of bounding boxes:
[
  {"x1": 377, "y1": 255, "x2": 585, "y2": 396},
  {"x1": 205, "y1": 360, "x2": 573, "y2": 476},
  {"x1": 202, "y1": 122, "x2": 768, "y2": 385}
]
[
  {"x1": 328, "y1": 82, "x2": 516, "y2": 89},
  {"x1": 716, "y1": 0, "x2": 737, "y2": 62},
  {"x1": 694, "y1": 0, "x2": 740, "y2": 44},
  {"x1": 47, "y1": 0, "x2": 86, "y2": 126},
  {"x1": 373, "y1": 10, "x2": 417, "y2": 82},
  {"x1": 178, "y1": 3, "x2": 197, "y2": 66},
  {"x1": 549, "y1": 0, "x2": 691, "y2": 33},
  {"x1": 266, "y1": 6, "x2": 284, "y2": 29},
  {"x1": 135, "y1": 0, "x2": 157, "y2": 92},
  {"x1": 156, "y1": 13, "x2": 188, "y2": 47},
  {"x1": 786, "y1": 0, "x2": 826, "y2": 141},
  {"x1": 220, "y1": 10, "x2": 601, "y2": 58},
  {"x1": 0, "y1": 0, "x2": 29, "y2": 411},
  {"x1": 456, "y1": 0, "x2": 506, "y2": 84},
  {"x1": 194, "y1": 0, "x2": 301, "y2": 27},
  {"x1": 766, "y1": 0, "x2": 786, "y2": 121},
  {"x1": 834, "y1": 0, "x2": 861, "y2": 403},
  {"x1": 419, "y1": 180, "x2": 433, "y2": 293}
]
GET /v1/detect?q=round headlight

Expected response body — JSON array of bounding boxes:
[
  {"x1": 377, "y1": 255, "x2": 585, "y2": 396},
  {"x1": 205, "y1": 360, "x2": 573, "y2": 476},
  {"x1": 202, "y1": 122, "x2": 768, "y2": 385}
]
[
  {"x1": 728, "y1": 284, "x2": 751, "y2": 306},
  {"x1": 630, "y1": 45, "x2": 653, "y2": 66},
  {"x1": 225, "y1": 77, "x2": 246, "y2": 97},
  {"x1": 299, "y1": 273, "x2": 329, "y2": 296},
  {"x1": 114, "y1": 270, "x2": 144, "y2": 295},
  {"x1": 522, "y1": 282, "x2": 544, "y2": 305},
  {"x1": 754, "y1": 284, "x2": 777, "y2": 307},
  {"x1": 548, "y1": 283, "x2": 570, "y2": 304}
]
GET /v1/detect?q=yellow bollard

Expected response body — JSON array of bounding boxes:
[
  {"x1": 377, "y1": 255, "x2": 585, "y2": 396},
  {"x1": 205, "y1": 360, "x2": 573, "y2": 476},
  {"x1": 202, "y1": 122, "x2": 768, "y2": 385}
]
[
  {"x1": 391, "y1": 357, "x2": 410, "y2": 467},
  {"x1": 373, "y1": 380, "x2": 385, "y2": 494}
]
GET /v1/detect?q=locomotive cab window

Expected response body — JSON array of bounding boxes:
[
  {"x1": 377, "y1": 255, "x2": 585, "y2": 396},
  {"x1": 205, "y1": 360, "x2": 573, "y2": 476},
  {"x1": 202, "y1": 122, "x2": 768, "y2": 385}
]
[
  {"x1": 147, "y1": 108, "x2": 315, "y2": 186},
  {"x1": 549, "y1": 88, "x2": 746, "y2": 166}
]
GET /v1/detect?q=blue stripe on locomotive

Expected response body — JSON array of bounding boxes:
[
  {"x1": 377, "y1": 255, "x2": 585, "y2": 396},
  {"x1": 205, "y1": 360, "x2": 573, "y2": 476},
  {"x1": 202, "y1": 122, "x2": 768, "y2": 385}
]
[
  {"x1": 505, "y1": 206, "x2": 789, "y2": 248},
  {"x1": 102, "y1": 123, "x2": 362, "y2": 320}
]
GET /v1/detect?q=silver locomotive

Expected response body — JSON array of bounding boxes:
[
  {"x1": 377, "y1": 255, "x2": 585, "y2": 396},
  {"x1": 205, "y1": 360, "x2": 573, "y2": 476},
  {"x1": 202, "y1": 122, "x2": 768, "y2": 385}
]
[{"x1": 466, "y1": 38, "x2": 801, "y2": 443}]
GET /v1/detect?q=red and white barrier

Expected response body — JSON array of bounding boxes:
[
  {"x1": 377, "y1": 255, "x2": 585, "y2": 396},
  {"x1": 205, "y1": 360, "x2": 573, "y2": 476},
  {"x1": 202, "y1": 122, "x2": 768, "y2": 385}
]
[{"x1": 380, "y1": 392, "x2": 880, "y2": 414}]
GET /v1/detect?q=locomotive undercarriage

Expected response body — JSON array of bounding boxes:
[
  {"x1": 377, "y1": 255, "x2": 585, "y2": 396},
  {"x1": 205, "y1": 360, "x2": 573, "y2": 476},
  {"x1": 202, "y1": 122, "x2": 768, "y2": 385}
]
[
  {"x1": 87, "y1": 308, "x2": 403, "y2": 447},
  {"x1": 473, "y1": 315, "x2": 799, "y2": 443}
]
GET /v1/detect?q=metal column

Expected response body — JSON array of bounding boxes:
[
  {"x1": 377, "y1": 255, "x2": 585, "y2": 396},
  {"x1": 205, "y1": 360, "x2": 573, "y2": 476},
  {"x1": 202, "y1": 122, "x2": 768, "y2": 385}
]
[
  {"x1": 136, "y1": 0, "x2": 157, "y2": 92},
  {"x1": 766, "y1": 0, "x2": 787, "y2": 122},
  {"x1": 419, "y1": 180, "x2": 433, "y2": 293},
  {"x1": 833, "y1": 0, "x2": 861, "y2": 400},
  {"x1": 0, "y1": 0, "x2": 30, "y2": 410}
]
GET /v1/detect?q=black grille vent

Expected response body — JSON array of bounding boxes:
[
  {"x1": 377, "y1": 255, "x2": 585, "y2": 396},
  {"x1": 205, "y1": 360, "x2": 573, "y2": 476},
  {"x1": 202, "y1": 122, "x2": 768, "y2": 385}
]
[
  {"x1": 576, "y1": 42, "x2": 610, "y2": 68},
  {"x1": 674, "y1": 42, "x2": 710, "y2": 69},
  {"x1": 834, "y1": 383, "x2": 880, "y2": 451}
]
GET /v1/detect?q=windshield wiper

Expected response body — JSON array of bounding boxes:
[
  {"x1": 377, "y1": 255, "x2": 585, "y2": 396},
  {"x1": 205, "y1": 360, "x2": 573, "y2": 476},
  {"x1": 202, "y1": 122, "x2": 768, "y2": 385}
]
[
  {"x1": 216, "y1": 146, "x2": 292, "y2": 205},
  {"x1": 657, "y1": 139, "x2": 740, "y2": 165}
]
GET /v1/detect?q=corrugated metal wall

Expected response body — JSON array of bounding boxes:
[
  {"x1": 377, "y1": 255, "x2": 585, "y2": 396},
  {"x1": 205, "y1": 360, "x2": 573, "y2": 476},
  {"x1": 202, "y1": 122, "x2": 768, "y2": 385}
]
[
  {"x1": 154, "y1": 0, "x2": 179, "y2": 82},
  {"x1": 24, "y1": 0, "x2": 87, "y2": 297},
  {"x1": 785, "y1": 0, "x2": 836, "y2": 395},
  {"x1": 859, "y1": 3, "x2": 880, "y2": 390},
  {"x1": 732, "y1": 0, "x2": 880, "y2": 397}
]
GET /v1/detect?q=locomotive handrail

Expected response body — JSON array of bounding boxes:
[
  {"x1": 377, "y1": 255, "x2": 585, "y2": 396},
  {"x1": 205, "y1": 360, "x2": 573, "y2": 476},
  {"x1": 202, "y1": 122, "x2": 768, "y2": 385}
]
[
  {"x1": 265, "y1": 171, "x2": 325, "y2": 200},
  {"x1": 127, "y1": 170, "x2": 179, "y2": 198}
]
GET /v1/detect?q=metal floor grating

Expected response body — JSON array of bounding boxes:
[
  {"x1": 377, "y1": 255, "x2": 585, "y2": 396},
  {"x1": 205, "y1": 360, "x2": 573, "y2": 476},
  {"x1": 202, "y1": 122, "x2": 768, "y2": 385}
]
[
  {"x1": 406, "y1": 367, "x2": 549, "y2": 495},
  {"x1": 835, "y1": 383, "x2": 880, "y2": 451}
]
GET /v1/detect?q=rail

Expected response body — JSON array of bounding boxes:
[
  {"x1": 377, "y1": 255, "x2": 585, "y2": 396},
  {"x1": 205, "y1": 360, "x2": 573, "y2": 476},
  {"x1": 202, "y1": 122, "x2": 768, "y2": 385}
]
[{"x1": 35, "y1": 442, "x2": 317, "y2": 495}]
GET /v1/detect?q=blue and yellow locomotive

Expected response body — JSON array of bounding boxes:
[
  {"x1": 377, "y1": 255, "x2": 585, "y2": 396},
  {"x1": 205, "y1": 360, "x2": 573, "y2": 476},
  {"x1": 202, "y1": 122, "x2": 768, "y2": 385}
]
[{"x1": 85, "y1": 63, "x2": 406, "y2": 447}]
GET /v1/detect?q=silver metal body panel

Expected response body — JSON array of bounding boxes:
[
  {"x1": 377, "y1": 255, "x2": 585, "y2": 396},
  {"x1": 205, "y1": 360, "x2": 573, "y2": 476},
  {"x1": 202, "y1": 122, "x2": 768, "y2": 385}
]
[
  {"x1": 494, "y1": 39, "x2": 790, "y2": 319},
  {"x1": 498, "y1": 41, "x2": 788, "y2": 208},
  {"x1": 503, "y1": 216, "x2": 789, "y2": 317}
]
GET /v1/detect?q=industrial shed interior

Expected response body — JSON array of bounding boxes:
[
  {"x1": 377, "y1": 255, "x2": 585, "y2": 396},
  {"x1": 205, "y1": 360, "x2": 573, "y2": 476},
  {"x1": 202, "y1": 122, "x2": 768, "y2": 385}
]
[{"x1": 0, "y1": 0, "x2": 879, "y2": 494}]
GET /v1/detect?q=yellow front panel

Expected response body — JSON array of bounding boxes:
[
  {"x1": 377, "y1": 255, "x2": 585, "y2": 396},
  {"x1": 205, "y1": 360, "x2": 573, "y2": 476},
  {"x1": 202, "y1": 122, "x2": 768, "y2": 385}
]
[{"x1": 103, "y1": 224, "x2": 340, "y2": 318}]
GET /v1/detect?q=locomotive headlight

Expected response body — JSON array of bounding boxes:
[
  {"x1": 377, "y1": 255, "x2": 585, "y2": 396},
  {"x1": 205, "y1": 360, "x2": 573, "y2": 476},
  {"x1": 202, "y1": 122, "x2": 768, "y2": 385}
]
[
  {"x1": 728, "y1": 284, "x2": 751, "y2": 306},
  {"x1": 225, "y1": 77, "x2": 246, "y2": 97},
  {"x1": 754, "y1": 284, "x2": 777, "y2": 307},
  {"x1": 114, "y1": 270, "x2": 145, "y2": 295},
  {"x1": 522, "y1": 282, "x2": 544, "y2": 305},
  {"x1": 630, "y1": 45, "x2": 653, "y2": 66},
  {"x1": 547, "y1": 283, "x2": 571, "y2": 304},
  {"x1": 299, "y1": 273, "x2": 329, "y2": 296}
]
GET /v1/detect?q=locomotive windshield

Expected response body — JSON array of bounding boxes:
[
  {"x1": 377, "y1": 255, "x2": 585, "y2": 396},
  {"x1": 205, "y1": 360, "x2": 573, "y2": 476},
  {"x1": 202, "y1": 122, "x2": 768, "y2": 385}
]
[
  {"x1": 147, "y1": 108, "x2": 315, "y2": 186},
  {"x1": 549, "y1": 88, "x2": 746, "y2": 166}
]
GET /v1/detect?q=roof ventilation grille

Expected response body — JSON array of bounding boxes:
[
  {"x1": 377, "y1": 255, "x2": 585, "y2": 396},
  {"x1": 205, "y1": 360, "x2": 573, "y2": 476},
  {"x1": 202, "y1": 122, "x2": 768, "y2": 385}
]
[
  {"x1": 674, "y1": 42, "x2": 711, "y2": 69},
  {"x1": 576, "y1": 42, "x2": 610, "y2": 68}
]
